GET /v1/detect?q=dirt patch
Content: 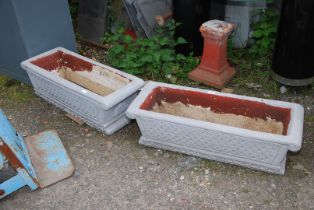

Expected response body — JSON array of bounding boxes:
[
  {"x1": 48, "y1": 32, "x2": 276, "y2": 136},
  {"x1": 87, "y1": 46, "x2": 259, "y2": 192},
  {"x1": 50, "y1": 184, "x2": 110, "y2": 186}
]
[
  {"x1": 152, "y1": 101, "x2": 284, "y2": 135},
  {"x1": 52, "y1": 65, "x2": 130, "y2": 96}
]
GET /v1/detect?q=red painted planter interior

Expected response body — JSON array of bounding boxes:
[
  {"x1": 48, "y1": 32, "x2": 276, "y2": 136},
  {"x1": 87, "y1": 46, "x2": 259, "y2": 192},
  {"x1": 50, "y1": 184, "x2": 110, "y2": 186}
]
[
  {"x1": 140, "y1": 87, "x2": 291, "y2": 135},
  {"x1": 31, "y1": 51, "x2": 93, "y2": 72}
]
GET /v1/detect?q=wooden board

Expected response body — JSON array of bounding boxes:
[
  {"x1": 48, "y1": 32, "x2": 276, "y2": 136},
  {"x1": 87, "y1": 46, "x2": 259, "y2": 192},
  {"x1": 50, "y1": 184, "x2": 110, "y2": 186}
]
[{"x1": 59, "y1": 68, "x2": 114, "y2": 96}]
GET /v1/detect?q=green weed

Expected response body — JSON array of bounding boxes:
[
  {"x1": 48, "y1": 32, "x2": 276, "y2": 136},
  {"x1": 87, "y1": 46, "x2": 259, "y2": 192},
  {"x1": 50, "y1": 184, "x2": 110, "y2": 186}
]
[
  {"x1": 0, "y1": 75, "x2": 35, "y2": 103},
  {"x1": 103, "y1": 20, "x2": 199, "y2": 83},
  {"x1": 227, "y1": 1, "x2": 280, "y2": 94}
]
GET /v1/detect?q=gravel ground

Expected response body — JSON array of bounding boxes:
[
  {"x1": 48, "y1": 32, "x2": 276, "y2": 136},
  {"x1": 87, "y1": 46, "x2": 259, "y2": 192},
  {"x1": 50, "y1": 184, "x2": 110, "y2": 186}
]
[{"x1": 0, "y1": 44, "x2": 313, "y2": 210}]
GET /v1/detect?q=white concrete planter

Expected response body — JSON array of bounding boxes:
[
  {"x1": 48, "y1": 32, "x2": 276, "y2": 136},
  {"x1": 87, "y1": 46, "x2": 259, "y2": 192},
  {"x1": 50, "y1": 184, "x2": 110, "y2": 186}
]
[
  {"x1": 126, "y1": 81, "x2": 304, "y2": 174},
  {"x1": 21, "y1": 47, "x2": 144, "y2": 135}
]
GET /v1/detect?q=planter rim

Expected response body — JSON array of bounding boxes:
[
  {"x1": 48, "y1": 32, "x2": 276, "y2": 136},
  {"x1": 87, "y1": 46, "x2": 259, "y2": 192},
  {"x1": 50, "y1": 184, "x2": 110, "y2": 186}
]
[
  {"x1": 21, "y1": 47, "x2": 144, "y2": 110},
  {"x1": 126, "y1": 81, "x2": 304, "y2": 151}
]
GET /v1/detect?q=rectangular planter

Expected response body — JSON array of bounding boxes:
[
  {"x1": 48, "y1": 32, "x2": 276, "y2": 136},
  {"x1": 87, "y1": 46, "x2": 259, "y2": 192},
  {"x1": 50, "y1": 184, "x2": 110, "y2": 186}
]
[
  {"x1": 126, "y1": 82, "x2": 304, "y2": 174},
  {"x1": 21, "y1": 47, "x2": 144, "y2": 135}
]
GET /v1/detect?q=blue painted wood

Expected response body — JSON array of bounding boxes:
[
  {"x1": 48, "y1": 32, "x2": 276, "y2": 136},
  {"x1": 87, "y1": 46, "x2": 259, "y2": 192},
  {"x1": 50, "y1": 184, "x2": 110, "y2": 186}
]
[
  {"x1": 25, "y1": 130, "x2": 75, "y2": 188},
  {"x1": 0, "y1": 174, "x2": 27, "y2": 198},
  {"x1": 0, "y1": 109, "x2": 74, "y2": 199},
  {"x1": 0, "y1": 110, "x2": 37, "y2": 178},
  {"x1": 0, "y1": 153, "x2": 4, "y2": 170},
  {"x1": 0, "y1": 169, "x2": 38, "y2": 199},
  {"x1": 0, "y1": 110, "x2": 39, "y2": 199}
]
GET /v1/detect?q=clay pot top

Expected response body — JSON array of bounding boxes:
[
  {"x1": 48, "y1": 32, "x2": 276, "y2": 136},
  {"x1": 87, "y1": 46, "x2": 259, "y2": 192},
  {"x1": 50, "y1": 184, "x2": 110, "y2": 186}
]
[{"x1": 200, "y1": 20, "x2": 234, "y2": 38}]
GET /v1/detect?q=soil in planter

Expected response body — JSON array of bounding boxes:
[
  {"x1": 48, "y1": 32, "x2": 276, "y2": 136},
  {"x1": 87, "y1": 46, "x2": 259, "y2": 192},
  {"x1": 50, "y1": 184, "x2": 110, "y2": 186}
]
[
  {"x1": 152, "y1": 101, "x2": 284, "y2": 135},
  {"x1": 52, "y1": 65, "x2": 129, "y2": 96}
]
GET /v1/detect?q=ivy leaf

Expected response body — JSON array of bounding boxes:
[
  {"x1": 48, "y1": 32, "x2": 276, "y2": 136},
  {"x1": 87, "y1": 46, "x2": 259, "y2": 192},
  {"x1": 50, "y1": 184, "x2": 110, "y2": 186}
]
[
  {"x1": 262, "y1": 39, "x2": 271, "y2": 48},
  {"x1": 252, "y1": 30, "x2": 263, "y2": 38},
  {"x1": 153, "y1": 52, "x2": 161, "y2": 63},
  {"x1": 263, "y1": 26, "x2": 276, "y2": 36},
  {"x1": 110, "y1": 45, "x2": 124, "y2": 55},
  {"x1": 177, "y1": 37, "x2": 187, "y2": 45},
  {"x1": 176, "y1": 53, "x2": 186, "y2": 61},
  {"x1": 161, "y1": 49, "x2": 175, "y2": 62},
  {"x1": 260, "y1": 22, "x2": 269, "y2": 29},
  {"x1": 159, "y1": 37, "x2": 169, "y2": 46},
  {"x1": 123, "y1": 35, "x2": 133, "y2": 44},
  {"x1": 140, "y1": 55, "x2": 153, "y2": 63},
  {"x1": 269, "y1": 26, "x2": 277, "y2": 33}
]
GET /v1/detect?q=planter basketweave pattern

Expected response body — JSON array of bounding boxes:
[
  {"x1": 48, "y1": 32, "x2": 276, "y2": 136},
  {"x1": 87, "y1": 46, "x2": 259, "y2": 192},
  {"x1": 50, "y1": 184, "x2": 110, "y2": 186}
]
[
  {"x1": 21, "y1": 47, "x2": 144, "y2": 135},
  {"x1": 126, "y1": 82, "x2": 304, "y2": 174}
]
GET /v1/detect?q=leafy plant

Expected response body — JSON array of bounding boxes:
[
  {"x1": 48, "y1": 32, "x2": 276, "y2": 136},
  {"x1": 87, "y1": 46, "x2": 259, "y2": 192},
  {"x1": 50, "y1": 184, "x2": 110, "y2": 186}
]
[
  {"x1": 249, "y1": 2, "x2": 280, "y2": 59},
  {"x1": 103, "y1": 20, "x2": 199, "y2": 83},
  {"x1": 226, "y1": 2, "x2": 281, "y2": 95}
]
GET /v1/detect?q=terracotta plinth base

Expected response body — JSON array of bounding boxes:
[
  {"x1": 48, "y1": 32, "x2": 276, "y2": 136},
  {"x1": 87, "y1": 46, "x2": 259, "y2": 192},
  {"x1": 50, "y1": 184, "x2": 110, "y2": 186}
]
[
  {"x1": 189, "y1": 66, "x2": 235, "y2": 89},
  {"x1": 188, "y1": 20, "x2": 236, "y2": 89}
]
